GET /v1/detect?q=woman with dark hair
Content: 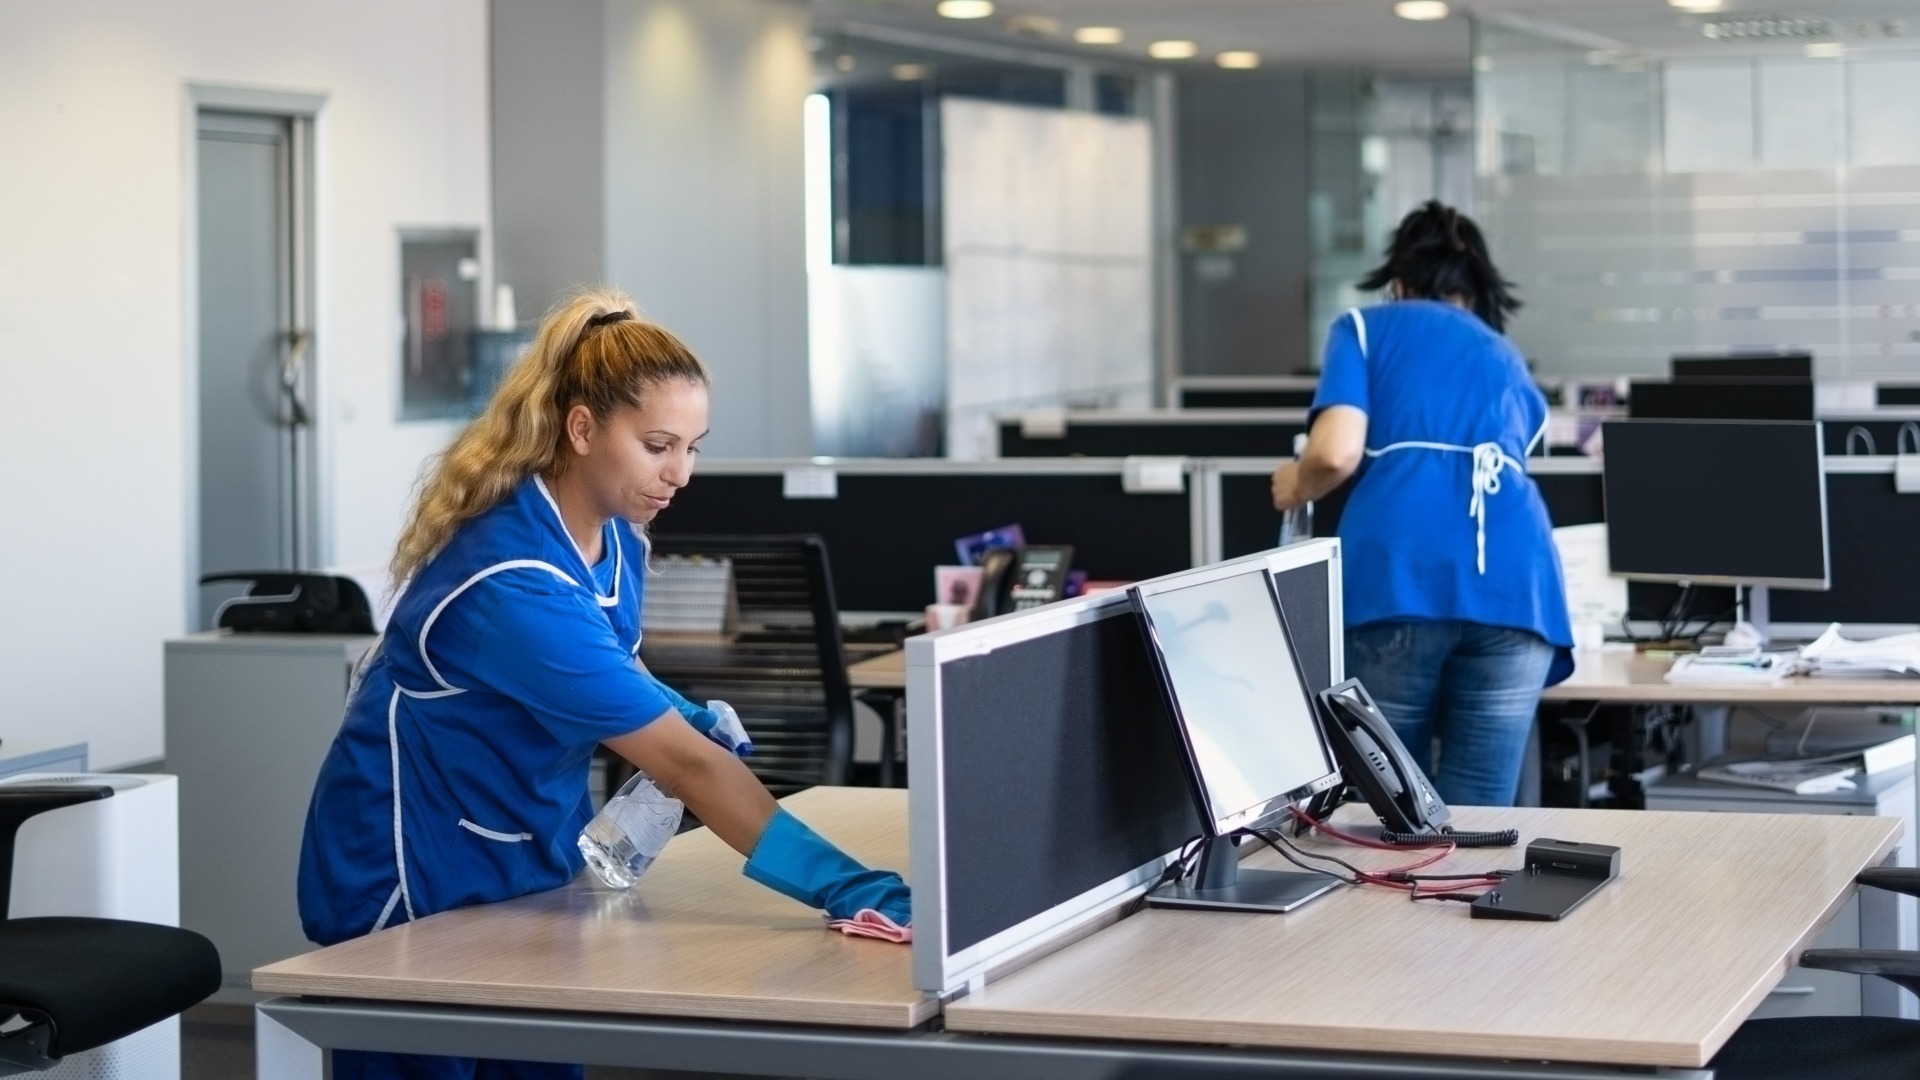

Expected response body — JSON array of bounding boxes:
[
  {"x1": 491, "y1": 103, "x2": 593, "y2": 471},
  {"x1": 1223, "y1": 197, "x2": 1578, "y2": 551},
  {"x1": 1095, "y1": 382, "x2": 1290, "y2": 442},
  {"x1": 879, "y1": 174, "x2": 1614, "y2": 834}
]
[{"x1": 1271, "y1": 201, "x2": 1572, "y2": 807}]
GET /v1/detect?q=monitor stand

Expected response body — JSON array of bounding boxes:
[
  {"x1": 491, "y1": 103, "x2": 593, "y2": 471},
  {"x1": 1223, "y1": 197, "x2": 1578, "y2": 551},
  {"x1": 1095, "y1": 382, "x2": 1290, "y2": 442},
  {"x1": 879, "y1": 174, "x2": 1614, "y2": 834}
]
[
  {"x1": 1736, "y1": 584, "x2": 1772, "y2": 647},
  {"x1": 1145, "y1": 834, "x2": 1342, "y2": 914}
]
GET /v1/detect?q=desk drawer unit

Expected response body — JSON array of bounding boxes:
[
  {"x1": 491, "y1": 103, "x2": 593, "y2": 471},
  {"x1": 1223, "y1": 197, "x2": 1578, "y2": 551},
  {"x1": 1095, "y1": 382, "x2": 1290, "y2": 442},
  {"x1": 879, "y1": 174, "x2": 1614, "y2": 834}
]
[{"x1": 1646, "y1": 774, "x2": 1917, "y2": 1020}]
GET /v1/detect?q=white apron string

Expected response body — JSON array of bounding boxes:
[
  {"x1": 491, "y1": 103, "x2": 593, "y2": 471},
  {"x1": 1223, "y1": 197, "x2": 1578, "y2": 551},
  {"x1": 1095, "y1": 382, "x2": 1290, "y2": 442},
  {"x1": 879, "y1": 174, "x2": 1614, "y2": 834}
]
[{"x1": 1363, "y1": 439, "x2": 1529, "y2": 575}]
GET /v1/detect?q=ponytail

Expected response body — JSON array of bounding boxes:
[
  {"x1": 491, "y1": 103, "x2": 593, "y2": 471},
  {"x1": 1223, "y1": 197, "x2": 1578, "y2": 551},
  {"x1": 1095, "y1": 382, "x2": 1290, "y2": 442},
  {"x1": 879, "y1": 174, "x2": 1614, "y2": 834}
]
[
  {"x1": 390, "y1": 287, "x2": 708, "y2": 583},
  {"x1": 1358, "y1": 200, "x2": 1521, "y2": 333}
]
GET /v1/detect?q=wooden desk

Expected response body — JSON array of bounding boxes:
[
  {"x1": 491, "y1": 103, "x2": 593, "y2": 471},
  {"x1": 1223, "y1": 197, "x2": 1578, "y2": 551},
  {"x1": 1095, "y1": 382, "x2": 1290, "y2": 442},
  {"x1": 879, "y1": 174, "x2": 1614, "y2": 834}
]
[
  {"x1": 1544, "y1": 649, "x2": 1920, "y2": 704},
  {"x1": 946, "y1": 805, "x2": 1900, "y2": 1069},
  {"x1": 846, "y1": 648, "x2": 905, "y2": 691},
  {"x1": 255, "y1": 794, "x2": 1895, "y2": 1078},
  {"x1": 255, "y1": 787, "x2": 931, "y2": 1029},
  {"x1": 847, "y1": 650, "x2": 907, "y2": 786}
]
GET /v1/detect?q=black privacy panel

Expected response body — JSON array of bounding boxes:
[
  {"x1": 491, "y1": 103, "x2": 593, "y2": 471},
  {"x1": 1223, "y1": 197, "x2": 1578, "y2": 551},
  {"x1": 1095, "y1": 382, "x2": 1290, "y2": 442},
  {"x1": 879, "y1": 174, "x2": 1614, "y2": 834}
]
[
  {"x1": 652, "y1": 472, "x2": 1192, "y2": 612},
  {"x1": 1774, "y1": 473, "x2": 1920, "y2": 624},
  {"x1": 1221, "y1": 469, "x2": 1604, "y2": 562},
  {"x1": 1269, "y1": 561, "x2": 1333, "y2": 694},
  {"x1": 939, "y1": 610, "x2": 1199, "y2": 955},
  {"x1": 999, "y1": 421, "x2": 1307, "y2": 458}
]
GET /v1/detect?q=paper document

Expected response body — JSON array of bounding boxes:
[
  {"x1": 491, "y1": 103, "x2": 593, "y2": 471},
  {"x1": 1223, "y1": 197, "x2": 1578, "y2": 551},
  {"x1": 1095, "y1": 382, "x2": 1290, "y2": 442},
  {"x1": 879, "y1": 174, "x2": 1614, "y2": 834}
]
[
  {"x1": 1697, "y1": 761, "x2": 1858, "y2": 795},
  {"x1": 1799, "y1": 624, "x2": 1920, "y2": 678},
  {"x1": 1665, "y1": 652, "x2": 1796, "y2": 683},
  {"x1": 1552, "y1": 523, "x2": 1628, "y2": 639}
]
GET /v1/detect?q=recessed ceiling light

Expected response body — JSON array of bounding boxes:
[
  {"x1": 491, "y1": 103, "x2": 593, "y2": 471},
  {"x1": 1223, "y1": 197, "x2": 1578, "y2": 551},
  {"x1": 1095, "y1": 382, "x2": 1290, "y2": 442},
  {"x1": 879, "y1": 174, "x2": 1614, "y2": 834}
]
[
  {"x1": 936, "y1": 0, "x2": 993, "y2": 19},
  {"x1": 1148, "y1": 39, "x2": 1199, "y2": 60},
  {"x1": 1217, "y1": 51, "x2": 1261, "y2": 70},
  {"x1": 1804, "y1": 41, "x2": 1845, "y2": 58},
  {"x1": 1669, "y1": 0, "x2": 1724, "y2": 11},
  {"x1": 893, "y1": 63, "x2": 931, "y2": 81},
  {"x1": 1075, "y1": 26, "x2": 1124, "y2": 45},
  {"x1": 1393, "y1": 1, "x2": 1450, "y2": 21}
]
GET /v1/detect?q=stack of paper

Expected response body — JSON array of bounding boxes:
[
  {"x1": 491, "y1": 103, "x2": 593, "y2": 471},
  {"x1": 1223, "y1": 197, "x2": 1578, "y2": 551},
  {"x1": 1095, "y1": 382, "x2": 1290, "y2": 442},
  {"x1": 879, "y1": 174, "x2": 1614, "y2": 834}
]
[
  {"x1": 1665, "y1": 652, "x2": 1795, "y2": 683},
  {"x1": 1798, "y1": 624, "x2": 1920, "y2": 679},
  {"x1": 1697, "y1": 761, "x2": 1859, "y2": 795}
]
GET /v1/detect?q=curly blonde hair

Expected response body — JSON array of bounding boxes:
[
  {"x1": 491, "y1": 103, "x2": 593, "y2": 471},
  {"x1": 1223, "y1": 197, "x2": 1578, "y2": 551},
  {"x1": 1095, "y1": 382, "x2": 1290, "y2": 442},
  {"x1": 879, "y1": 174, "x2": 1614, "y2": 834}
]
[{"x1": 390, "y1": 287, "x2": 708, "y2": 582}]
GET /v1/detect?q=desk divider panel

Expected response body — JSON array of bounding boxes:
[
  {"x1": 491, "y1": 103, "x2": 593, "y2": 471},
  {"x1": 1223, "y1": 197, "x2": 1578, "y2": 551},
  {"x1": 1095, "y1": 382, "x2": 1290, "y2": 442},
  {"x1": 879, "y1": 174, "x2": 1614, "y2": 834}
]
[
  {"x1": 908, "y1": 540, "x2": 1344, "y2": 996},
  {"x1": 1201, "y1": 456, "x2": 1920, "y2": 633},
  {"x1": 650, "y1": 459, "x2": 1200, "y2": 615},
  {"x1": 996, "y1": 410, "x2": 1309, "y2": 458}
]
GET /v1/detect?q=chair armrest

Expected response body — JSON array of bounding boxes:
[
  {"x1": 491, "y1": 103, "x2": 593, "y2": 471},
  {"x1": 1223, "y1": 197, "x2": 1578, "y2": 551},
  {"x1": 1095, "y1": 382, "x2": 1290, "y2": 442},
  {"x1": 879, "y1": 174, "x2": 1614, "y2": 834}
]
[
  {"x1": 1857, "y1": 867, "x2": 1920, "y2": 900},
  {"x1": 0, "y1": 787, "x2": 115, "y2": 919},
  {"x1": 1801, "y1": 948, "x2": 1920, "y2": 999}
]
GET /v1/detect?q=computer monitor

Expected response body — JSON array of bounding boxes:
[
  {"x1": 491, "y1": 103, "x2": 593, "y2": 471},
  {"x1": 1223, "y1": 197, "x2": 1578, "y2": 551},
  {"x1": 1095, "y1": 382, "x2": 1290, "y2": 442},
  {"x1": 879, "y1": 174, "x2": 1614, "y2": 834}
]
[
  {"x1": 1627, "y1": 379, "x2": 1814, "y2": 421},
  {"x1": 1130, "y1": 562, "x2": 1345, "y2": 913},
  {"x1": 1671, "y1": 353, "x2": 1813, "y2": 380},
  {"x1": 1601, "y1": 420, "x2": 1829, "y2": 593}
]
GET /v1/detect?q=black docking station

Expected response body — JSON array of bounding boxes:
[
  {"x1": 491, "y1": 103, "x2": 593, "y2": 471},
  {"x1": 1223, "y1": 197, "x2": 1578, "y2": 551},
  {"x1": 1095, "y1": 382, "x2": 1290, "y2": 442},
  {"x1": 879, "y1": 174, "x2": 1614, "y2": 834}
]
[{"x1": 1470, "y1": 838, "x2": 1621, "y2": 922}]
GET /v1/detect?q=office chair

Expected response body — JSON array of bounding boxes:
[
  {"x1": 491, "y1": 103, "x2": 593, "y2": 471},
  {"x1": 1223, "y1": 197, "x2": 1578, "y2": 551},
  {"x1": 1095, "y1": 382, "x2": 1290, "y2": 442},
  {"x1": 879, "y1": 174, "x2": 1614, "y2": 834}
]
[
  {"x1": 639, "y1": 534, "x2": 857, "y2": 797},
  {"x1": 0, "y1": 786, "x2": 221, "y2": 1076},
  {"x1": 1710, "y1": 867, "x2": 1920, "y2": 1080}
]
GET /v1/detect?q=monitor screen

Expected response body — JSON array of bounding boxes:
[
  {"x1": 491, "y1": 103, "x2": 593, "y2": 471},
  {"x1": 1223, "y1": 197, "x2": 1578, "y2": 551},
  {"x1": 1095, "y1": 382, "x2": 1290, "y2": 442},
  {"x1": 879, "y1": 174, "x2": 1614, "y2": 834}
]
[
  {"x1": 1601, "y1": 420, "x2": 1829, "y2": 588},
  {"x1": 1132, "y1": 567, "x2": 1341, "y2": 834},
  {"x1": 1671, "y1": 354, "x2": 1812, "y2": 380},
  {"x1": 1627, "y1": 379, "x2": 1813, "y2": 421}
]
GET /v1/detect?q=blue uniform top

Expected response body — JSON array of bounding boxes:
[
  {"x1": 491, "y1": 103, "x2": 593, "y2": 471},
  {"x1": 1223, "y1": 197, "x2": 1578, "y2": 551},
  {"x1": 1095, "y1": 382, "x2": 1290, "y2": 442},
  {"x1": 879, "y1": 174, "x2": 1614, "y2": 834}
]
[
  {"x1": 1311, "y1": 300, "x2": 1573, "y2": 685},
  {"x1": 297, "y1": 476, "x2": 686, "y2": 946}
]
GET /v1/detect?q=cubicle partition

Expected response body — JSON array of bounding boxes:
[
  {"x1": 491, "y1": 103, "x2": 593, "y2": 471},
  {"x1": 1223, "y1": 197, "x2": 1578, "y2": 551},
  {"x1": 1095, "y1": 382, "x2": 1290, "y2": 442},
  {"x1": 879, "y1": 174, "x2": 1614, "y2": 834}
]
[
  {"x1": 907, "y1": 539, "x2": 1344, "y2": 996},
  {"x1": 1171, "y1": 375, "x2": 1319, "y2": 410},
  {"x1": 651, "y1": 458, "x2": 1202, "y2": 615},
  {"x1": 995, "y1": 409, "x2": 1306, "y2": 458},
  {"x1": 1201, "y1": 456, "x2": 1920, "y2": 634}
]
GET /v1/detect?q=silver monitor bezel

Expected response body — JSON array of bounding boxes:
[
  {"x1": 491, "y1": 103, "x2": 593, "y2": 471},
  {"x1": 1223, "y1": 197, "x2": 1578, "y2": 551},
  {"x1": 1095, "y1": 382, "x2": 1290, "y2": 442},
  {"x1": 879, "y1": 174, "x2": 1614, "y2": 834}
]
[
  {"x1": 1599, "y1": 419, "x2": 1831, "y2": 591},
  {"x1": 1129, "y1": 560, "x2": 1344, "y2": 838}
]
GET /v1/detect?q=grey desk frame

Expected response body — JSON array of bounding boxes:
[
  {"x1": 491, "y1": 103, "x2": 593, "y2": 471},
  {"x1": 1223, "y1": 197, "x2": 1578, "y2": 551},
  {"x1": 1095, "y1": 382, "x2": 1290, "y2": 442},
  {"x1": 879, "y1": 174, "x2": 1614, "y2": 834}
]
[{"x1": 256, "y1": 996, "x2": 1710, "y2": 1079}]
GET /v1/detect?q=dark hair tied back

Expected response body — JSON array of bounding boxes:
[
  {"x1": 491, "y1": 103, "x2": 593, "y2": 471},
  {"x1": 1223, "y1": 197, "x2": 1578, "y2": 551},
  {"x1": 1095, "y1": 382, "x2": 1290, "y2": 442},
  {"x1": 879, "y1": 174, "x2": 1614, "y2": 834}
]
[{"x1": 1358, "y1": 200, "x2": 1520, "y2": 333}]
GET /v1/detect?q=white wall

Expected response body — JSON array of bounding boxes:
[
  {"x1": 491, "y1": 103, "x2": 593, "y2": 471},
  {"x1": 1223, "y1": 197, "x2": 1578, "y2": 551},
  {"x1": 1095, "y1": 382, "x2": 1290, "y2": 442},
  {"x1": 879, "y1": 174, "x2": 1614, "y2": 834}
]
[
  {"x1": 0, "y1": 1, "x2": 491, "y2": 767},
  {"x1": 602, "y1": 0, "x2": 813, "y2": 458}
]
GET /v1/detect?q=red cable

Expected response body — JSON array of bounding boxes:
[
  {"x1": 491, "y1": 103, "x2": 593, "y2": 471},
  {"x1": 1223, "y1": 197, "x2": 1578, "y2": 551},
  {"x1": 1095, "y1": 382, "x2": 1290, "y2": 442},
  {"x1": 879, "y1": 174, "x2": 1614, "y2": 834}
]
[{"x1": 1286, "y1": 805, "x2": 1501, "y2": 896}]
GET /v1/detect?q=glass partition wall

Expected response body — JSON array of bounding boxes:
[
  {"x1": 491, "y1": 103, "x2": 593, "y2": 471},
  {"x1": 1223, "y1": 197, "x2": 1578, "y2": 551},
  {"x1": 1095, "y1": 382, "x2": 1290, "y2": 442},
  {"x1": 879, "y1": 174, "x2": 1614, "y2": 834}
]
[{"x1": 1475, "y1": 18, "x2": 1920, "y2": 378}]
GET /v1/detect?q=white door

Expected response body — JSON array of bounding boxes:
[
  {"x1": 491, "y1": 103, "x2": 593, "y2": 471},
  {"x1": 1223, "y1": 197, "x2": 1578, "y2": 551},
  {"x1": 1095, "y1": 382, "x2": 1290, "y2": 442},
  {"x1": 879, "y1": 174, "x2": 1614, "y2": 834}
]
[{"x1": 195, "y1": 110, "x2": 313, "y2": 627}]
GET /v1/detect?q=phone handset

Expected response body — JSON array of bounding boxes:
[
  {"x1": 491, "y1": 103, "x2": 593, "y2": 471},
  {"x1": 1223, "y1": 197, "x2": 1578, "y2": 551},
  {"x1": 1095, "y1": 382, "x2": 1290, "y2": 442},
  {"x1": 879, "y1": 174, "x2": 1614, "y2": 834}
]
[
  {"x1": 1318, "y1": 679, "x2": 1450, "y2": 835},
  {"x1": 1313, "y1": 679, "x2": 1518, "y2": 847}
]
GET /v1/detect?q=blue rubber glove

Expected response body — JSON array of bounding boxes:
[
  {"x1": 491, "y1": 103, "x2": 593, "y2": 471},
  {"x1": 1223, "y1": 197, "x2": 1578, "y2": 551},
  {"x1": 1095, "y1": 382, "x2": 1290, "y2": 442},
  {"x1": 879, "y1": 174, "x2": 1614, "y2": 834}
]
[
  {"x1": 657, "y1": 680, "x2": 717, "y2": 734},
  {"x1": 743, "y1": 808, "x2": 912, "y2": 925},
  {"x1": 655, "y1": 684, "x2": 752, "y2": 756}
]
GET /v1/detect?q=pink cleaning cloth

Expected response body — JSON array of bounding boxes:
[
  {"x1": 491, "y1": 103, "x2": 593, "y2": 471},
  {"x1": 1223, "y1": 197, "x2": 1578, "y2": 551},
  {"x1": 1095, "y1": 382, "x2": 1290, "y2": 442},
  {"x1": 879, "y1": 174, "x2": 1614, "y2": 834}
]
[{"x1": 826, "y1": 909, "x2": 912, "y2": 943}]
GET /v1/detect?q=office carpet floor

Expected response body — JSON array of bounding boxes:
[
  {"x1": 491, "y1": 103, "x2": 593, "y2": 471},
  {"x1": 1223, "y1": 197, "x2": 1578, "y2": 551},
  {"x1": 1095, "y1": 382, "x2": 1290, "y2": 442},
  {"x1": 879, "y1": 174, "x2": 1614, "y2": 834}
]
[{"x1": 183, "y1": 1006, "x2": 756, "y2": 1080}]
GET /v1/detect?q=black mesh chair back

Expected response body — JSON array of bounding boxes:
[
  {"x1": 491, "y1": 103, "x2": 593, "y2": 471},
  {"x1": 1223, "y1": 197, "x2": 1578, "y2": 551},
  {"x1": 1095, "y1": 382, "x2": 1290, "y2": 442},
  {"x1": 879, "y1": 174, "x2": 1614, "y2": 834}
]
[{"x1": 640, "y1": 534, "x2": 854, "y2": 796}]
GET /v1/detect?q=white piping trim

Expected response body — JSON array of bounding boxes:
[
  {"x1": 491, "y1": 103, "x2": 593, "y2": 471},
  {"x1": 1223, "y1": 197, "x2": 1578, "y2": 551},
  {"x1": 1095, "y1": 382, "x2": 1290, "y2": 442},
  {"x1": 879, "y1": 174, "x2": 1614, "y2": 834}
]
[
  {"x1": 458, "y1": 819, "x2": 534, "y2": 843},
  {"x1": 415, "y1": 559, "x2": 581, "y2": 692},
  {"x1": 384, "y1": 688, "x2": 415, "y2": 927},
  {"x1": 371, "y1": 883, "x2": 402, "y2": 933},
  {"x1": 1347, "y1": 307, "x2": 1368, "y2": 359},
  {"x1": 532, "y1": 476, "x2": 620, "y2": 608}
]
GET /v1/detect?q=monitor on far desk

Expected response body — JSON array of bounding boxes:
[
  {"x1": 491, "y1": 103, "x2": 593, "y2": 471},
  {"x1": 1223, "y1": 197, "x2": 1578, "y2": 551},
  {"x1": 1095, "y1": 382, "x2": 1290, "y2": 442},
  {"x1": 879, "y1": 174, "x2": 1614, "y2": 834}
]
[
  {"x1": 1627, "y1": 378, "x2": 1814, "y2": 422},
  {"x1": 1600, "y1": 419, "x2": 1829, "y2": 644},
  {"x1": 1130, "y1": 562, "x2": 1345, "y2": 914}
]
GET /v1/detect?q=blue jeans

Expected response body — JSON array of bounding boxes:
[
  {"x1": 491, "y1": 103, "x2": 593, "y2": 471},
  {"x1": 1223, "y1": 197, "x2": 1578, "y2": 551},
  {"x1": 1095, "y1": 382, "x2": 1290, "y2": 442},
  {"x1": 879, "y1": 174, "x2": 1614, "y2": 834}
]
[{"x1": 1344, "y1": 621, "x2": 1553, "y2": 808}]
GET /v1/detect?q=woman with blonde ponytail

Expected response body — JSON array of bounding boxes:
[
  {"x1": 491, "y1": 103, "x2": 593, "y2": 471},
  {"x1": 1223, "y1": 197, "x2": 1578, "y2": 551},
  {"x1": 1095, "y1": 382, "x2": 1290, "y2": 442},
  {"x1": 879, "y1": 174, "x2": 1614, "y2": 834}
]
[{"x1": 298, "y1": 289, "x2": 910, "y2": 1080}]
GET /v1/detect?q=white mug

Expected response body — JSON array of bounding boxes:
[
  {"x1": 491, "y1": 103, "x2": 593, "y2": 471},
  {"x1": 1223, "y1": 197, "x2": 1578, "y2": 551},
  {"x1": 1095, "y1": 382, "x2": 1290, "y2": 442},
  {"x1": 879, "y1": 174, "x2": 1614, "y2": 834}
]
[{"x1": 924, "y1": 603, "x2": 970, "y2": 631}]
